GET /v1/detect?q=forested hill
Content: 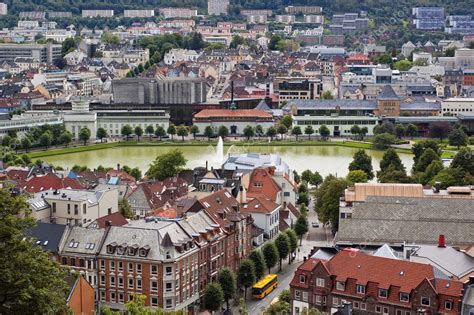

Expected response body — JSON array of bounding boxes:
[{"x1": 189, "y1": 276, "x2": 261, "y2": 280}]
[{"x1": 2, "y1": 0, "x2": 474, "y2": 17}]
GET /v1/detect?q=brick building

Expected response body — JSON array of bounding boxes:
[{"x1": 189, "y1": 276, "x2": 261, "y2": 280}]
[{"x1": 290, "y1": 250, "x2": 464, "y2": 315}]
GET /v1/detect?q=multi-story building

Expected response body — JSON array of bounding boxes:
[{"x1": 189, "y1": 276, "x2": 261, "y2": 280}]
[
  {"x1": 285, "y1": 6, "x2": 322, "y2": 14},
  {"x1": 455, "y1": 48, "x2": 474, "y2": 70},
  {"x1": 164, "y1": 49, "x2": 199, "y2": 65},
  {"x1": 82, "y1": 10, "x2": 114, "y2": 18},
  {"x1": 45, "y1": 29, "x2": 74, "y2": 43},
  {"x1": 446, "y1": 15, "x2": 474, "y2": 34},
  {"x1": 208, "y1": 0, "x2": 229, "y2": 16},
  {"x1": 278, "y1": 79, "x2": 323, "y2": 105},
  {"x1": 159, "y1": 8, "x2": 197, "y2": 19},
  {"x1": 304, "y1": 15, "x2": 324, "y2": 24},
  {"x1": 0, "y1": 3, "x2": 7, "y2": 15},
  {"x1": 328, "y1": 13, "x2": 369, "y2": 35},
  {"x1": 240, "y1": 9, "x2": 273, "y2": 16},
  {"x1": 290, "y1": 249, "x2": 464, "y2": 315},
  {"x1": 442, "y1": 97, "x2": 474, "y2": 115},
  {"x1": 247, "y1": 15, "x2": 268, "y2": 24},
  {"x1": 19, "y1": 11, "x2": 46, "y2": 20},
  {"x1": 124, "y1": 10, "x2": 155, "y2": 18},
  {"x1": 48, "y1": 11, "x2": 73, "y2": 18},
  {"x1": 0, "y1": 43, "x2": 61, "y2": 63},
  {"x1": 242, "y1": 196, "x2": 280, "y2": 239},
  {"x1": 28, "y1": 188, "x2": 119, "y2": 226},
  {"x1": 275, "y1": 15, "x2": 295, "y2": 24},
  {"x1": 412, "y1": 7, "x2": 445, "y2": 30}
]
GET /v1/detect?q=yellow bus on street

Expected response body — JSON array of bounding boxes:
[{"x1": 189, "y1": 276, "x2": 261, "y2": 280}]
[{"x1": 252, "y1": 274, "x2": 278, "y2": 299}]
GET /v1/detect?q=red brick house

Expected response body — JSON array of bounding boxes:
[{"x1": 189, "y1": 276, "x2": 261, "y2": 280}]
[{"x1": 290, "y1": 249, "x2": 463, "y2": 315}]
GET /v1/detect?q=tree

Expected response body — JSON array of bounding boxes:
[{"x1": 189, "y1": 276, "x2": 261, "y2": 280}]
[
  {"x1": 203, "y1": 283, "x2": 224, "y2": 312},
  {"x1": 450, "y1": 147, "x2": 474, "y2": 176},
  {"x1": 373, "y1": 132, "x2": 396, "y2": 149},
  {"x1": 291, "y1": 126, "x2": 302, "y2": 141},
  {"x1": 319, "y1": 125, "x2": 330, "y2": 140},
  {"x1": 414, "y1": 148, "x2": 441, "y2": 173},
  {"x1": 412, "y1": 139, "x2": 441, "y2": 164},
  {"x1": 230, "y1": 35, "x2": 246, "y2": 48},
  {"x1": 59, "y1": 131, "x2": 72, "y2": 147},
  {"x1": 145, "y1": 125, "x2": 154, "y2": 141},
  {"x1": 379, "y1": 148, "x2": 405, "y2": 173},
  {"x1": 21, "y1": 137, "x2": 32, "y2": 153},
  {"x1": 237, "y1": 259, "x2": 256, "y2": 298},
  {"x1": 448, "y1": 129, "x2": 468, "y2": 149},
  {"x1": 406, "y1": 124, "x2": 418, "y2": 139},
  {"x1": 432, "y1": 167, "x2": 473, "y2": 188},
  {"x1": 248, "y1": 250, "x2": 266, "y2": 280},
  {"x1": 187, "y1": 32, "x2": 205, "y2": 50},
  {"x1": 395, "y1": 124, "x2": 406, "y2": 139},
  {"x1": 413, "y1": 58, "x2": 428, "y2": 66},
  {"x1": 275, "y1": 233, "x2": 290, "y2": 271},
  {"x1": 280, "y1": 115, "x2": 293, "y2": 129},
  {"x1": 121, "y1": 124, "x2": 133, "y2": 140},
  {"x1": 78, "y1": 127, "x2": 91, "y2": 145},
  {"x1": 39, "y1": 131, "x2": 53, "y2": 149},
  {"x1": 429, "y1": 122, "x2": 452, "y2": 141},
  {"x1": 284, "y1": 229, "x2": 298, "y2": 263},
  {"x1": 314, "y1": 175, "x2": 348, "y2": 230},
  {"x1": 374, "y1": 121, "x2": 395, "y2": 135},
  {"x1": 154, "y1": 126, "x2": 166, "y2": 140},
  {"x1": 204, "y1": 126, "x2": 214, "y2": 141},
  {"x1": 96, "y1": 128, "x2": 108, "y2": 143},
  {"x1": 134, "y1": 126, "x2": 143, "y2": 141},
  {"x1": 255, "y1": 125, "x2": 264, "y2": 137},
  {"x1": 294, "y1": 215, "x2": 309, "y2": 245},
  {"x1": 304, "y1": 125, "x2": 314, "y2": 140},
  {"x1": 376, "y1": 54, "x2": 393, "y2": 65},
  {"x1": 177, "y1": 126, "x2": 188, "y2": 141},
  {"x1": 350, "y1": 125, "x2": 361, "y2": 139},
  {"x1": 420, "y1": 160, "x2": 444, "y2": 185},
  {"x1": 393, "y1": 59, "x2": 413, "y2": 71},
  {"x1": 266, "y1": 126, "x2": 277, "y2": 141},
  {"x1": 0, "y1": 187, "x2": 69, "y2": 314},
  {"x1": 218, "y1": 125, "x2": 229, "y2": 138},
  {"x1": 349, "y1": 149, "x2": 374, "y2": 180},
  {"x1": 277, "y1": 125, "x2": 287, "y2": 139},
  {"x1": 346, "y1": 170, "x2": 368, "y2": 184},
  {"x1": 262, "y1": 241, "x2": 279, "y2": 274},
  {"x1": 378, "y1": 164, "x2": 410, "y2": 183},
  {"x1": 130, "y1": 168, "x2": 142, "y2": 181},
  {"x1": 190, "y1": 125, "x2": 199, "y2": 140},
  {"x1": 359, "y1": 127, "x2": 368, "y2": 140},
  {"x1": 167, "y1": 124, "x2": 177, "y2": 141},
  {"x1": 218, "y1": 268, "x2": 237, "y2": 312},
  {"x1": 321, "y1": 91, "x2": 334, "y2": 99},
  {"x1": 146, "y1": 149, "x2": 187, "y2": 180},
  {"x1": 118, "y1": 199, "x2": 134, "y2": 219},
  {"x1": 243, "y1": 125, "x2": 255, "y2": 140},
  {"x1": 61, "y1": 37, "x2": 76, "y2": 56},
  {"x1": 1, "y1": 135, "x2": 11, "y2": 147}
]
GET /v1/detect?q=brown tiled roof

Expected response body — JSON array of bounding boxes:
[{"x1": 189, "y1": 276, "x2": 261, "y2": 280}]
[
  {"x1": 22, "y1": 173, "x2": 84, "y2": 193},
  {"x1": 94, "y1": 212, "x2": 128, "y2": 229},
  {"x1": 247, "y1": 167, "x2": 281, "y2": 201},
  {"x1": 199, "y1": 189, "x2": 248, "y2": 231},
  {"x1": 243, "y1": 196, "x2": 280, "y2": 214}
]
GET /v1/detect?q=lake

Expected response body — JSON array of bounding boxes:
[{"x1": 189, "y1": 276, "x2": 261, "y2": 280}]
[{"x1": 42, "y1": 144, "x2": 414, "y2": 177}]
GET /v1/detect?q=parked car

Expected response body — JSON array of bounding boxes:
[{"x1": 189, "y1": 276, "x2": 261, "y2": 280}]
[{"x1": 312, "y1": 222, "x2": 319, "y2": 228}]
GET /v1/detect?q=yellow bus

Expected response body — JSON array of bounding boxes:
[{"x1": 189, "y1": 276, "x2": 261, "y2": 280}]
[{"x1": 252, "y1": 274, "x2": 278, "y2": 299}]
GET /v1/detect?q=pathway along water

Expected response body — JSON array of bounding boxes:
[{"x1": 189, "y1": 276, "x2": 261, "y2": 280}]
[{"x1": 41, "y1": 144, "x2": 414, "y2": 177}]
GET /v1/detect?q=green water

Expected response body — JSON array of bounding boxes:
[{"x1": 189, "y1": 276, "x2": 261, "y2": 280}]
[{"x1": 42, "y1": 145, "x2": 414, "y2": 177}]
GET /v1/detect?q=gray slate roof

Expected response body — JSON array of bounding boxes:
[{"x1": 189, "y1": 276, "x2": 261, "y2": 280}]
[
  {"x1": 284, "y1": 99, "x2": 378, "y2": 110},
  {"x1": 61, "y1": 226, "x2": 105, "y2": 255},
  {"x1": 337, "y1": 196, "x2": 474, "y2": 246},
  {"x1": 25, "y1": 222, "x2": 67, "y2": 253},
  {"x1": 378, "y1": 85, "x2": 400, "y2": 100}
]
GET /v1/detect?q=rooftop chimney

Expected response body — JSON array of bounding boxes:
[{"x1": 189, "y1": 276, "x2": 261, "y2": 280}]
[
  {"x1": 117, "y1": 163, "x2": 120, "y2": 171},
  {"x1": 438, "y1": 234, "x2": 446, "y2": 248},
  {"x1": 105, "y1": 220, "x2": 112, "y2": 227}
]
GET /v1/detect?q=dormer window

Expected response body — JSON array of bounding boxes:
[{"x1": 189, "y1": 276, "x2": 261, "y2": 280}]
[
  {"x1": 106, "y1": 243, "x2": 116, "y2": 254},
  {"x1": 379, "y1": 288, "x2": 388, "y2": 298},
  {"x1": 421, "y1": 297, "x2": 430, "y2": 306},
  {"x1": 165, "y1": 251, "x2": 172, "y2": 259},
  {"x1": 336, "y1": 281, "x2": 345, "y2": 291},
  {"x1": 117, "y1": 246, "x2": 125, "y2": 255},
  {"x1": 356, "y1": 284, "x2": 365, "y2": 294},
  {"x1": 399, "y1": 292, "x2": 410, "y2": 302},
  {"x1": 128, "y1": 247, "x2": 137, "y2": 256},
  {"x1": 299, "y1": 275, "x2": 306, "y2": 283}
]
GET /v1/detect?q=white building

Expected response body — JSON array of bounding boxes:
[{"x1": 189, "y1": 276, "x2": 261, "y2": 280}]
[
  {"x1": 82, "y1": 10, "x2": 114, "y2": 18},
  {"x1": 28, "y1": 188, "x2": 119, "y2": 226},
  {"x1": 247, "y1": 15, "x2": 267, "y2": 24},
  {"x1": 401, "y1": 41, "x2": 416, "y2": 57},
  {"x1": 45, "y1": 29, "x2": 74, "y2": 43},
  {"x1": 0, "y1": 3, "x2": 7, "y2": 15},
  {"x1": 163, "y1": 49, "x2": 199, "y2": 65},
  {"x1": 441, "y1": 98, "x2": 474, "y2": 115},
  {"x1": 159, "y1": 8, "x2": 197, "y2": 19},
  {"x1": 413, "y1": 51, "x2": 433, "y2": 64},
  {"x1": 208, "y1": 0, "x2": 229, "y2": 16},
  {"x1": 304, "y1": 15, "x2": 324, "y2": 24},
  {"x1": 124, "y1": 10, "x2": 155, "y2": 18},
  {"x1": 276, "y1": 15, "x2": 296, "y2": 24},
  {"x1": 243, "y1": 197, "x2": 281, "y2": 239}
]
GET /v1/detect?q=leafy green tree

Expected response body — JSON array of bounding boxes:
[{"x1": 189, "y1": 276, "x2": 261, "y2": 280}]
[
  {"x1": 102, "y1": 32, "x2": 120, "y2": 44},
  {"x1": 262, "y1": 241, "x2": 279, "y2": 274},
  {"x1": 275, "y1": 233, "x2": 291, "y2": 271},
  {"x1": 393, "y1": 59, "x2": 413, "y2": 71},
  {"x1": 118, "y1": 199, "x2": 134, "y2": 219},
  {"x1": 448, "y1": 128, "x2": 468, "y2": 148},
  {"x1": 218, "y1": 268, "x2": 237, "y2": 312},
  {"x1": 350, "y1": 125, "x2": 361, "y2": 139},
  {"x1": 203, "y1": 283, "x2": 224, "y2": 312},
  {"x1": 0, "y1": 187, "x2": 69, "y2": 314},
  {"x1": 359, "y1": 126, "x2": 368, "y2": 140},
  {"x1": 376, "y1": 54, "x2": 393, "y2": 65},
  {"x1": 21, "y1": 137, "x2": 32, "y2": 152},
  {"x1": 349, "y1": 149, "x2": 374, "y2": 180},
  {"x1": 374, "y1": 121, "x2": 396, "y2": 135},
  {"x1": 266, "y1": 126, "x2": 277, "y2": 140},
  {"x1": 314, "y1": 175, "x2": 348, "y2": 230},
  {"x1": 414, "y1": 148, "x2": 441, "y2": 173},
  {"x1": 59, "y1": 131, "x2": 72, "y2": 147},
  {"x1": 291, "y1": 126, "x2": 302, "y2": 141},
  {"x1": 96, "y1": 128, "x2": 107, "y2": 143},
  {"x1": 167, "y1": 124, "x2": 177, "y2": 141},
  {"x1": 420, "y1": 160, "x2": 444, "y2": 185},
  {"x1": 61, "y1": 37, "x2": 76, "y2": 56},
  {"x1": 429, "y1": 122, "x2": 452, "y2": 141},
  {"x1": 304, "y1": 125, "x2": 314, "y2": 140},
  {"x1": 346, "y1": 170, "x2": 368, "y2": 184},
  {"x1": 204, "y1": 126, "x2": 214, "y2": 141},
  {"x1": 145, "y1": 125, "x2": 154, "y2": 140},
  {"x1": 190, "y1": 125, "x2": 199, "y2": 140},
  {"x1": 451, "y1": 147, "x2": 474, "y2": 176},
  {"x1": 255, "y1": 125, "x2": 264, "y2": 137},
  {"x1": 218, "y1": 125, "x2": 229, "y2": 138},
  {"x1": 373, "y1": 133, "x2": 396, "y2": 149},
  {"x1": 154, "y1": 126, "x2": 166, "y2": 140},
  {"x1": 243, "y1": 125, "x2": 255, "y2": 140},
  {"x1": 378, "y1": 165, "x2": 410, "y2": 183},
  {"x1": 134, "y1": 126, "x2": 143, "y2": 141},
  {"x1": 146, "y1": 149, "x2": 187, "y2": 180},
  {"x1": 432, "y1": 167, "x2": 473, "y2": 188},
  {"x1": 2, "y1": 135, "x2": 11, "y2": 147},
  {"x1": 248, "y1": 250, "x2": 266, "y2": 280},
  {"x1": 277, "y1": 125, "x2": 287, "y2": 139},
  {"x1": 319, "y1": 125, "x2": 330, "y2": 140},
  {"x1": 130, "y1": 168, "x2": 142, "y2": 181},
  {"x1": 79, "y1": 127, "x2": 91, "y2": 145},
  {"x1": 230, "y1": 35, "x2": 246, "y2": 48},
  {"x1": 186, "y1": 32, "x2": 205, "y2": 50},
  {"x1": 265, "y1": 300, "x2": 291, "y2": 315},
  {"x1": 237, "y1": 259, "x2": 256, "y2": 298},
  {"x1": 406, "y1": 124, "x2": 418, "y2": 139},
  {"x1": 395, "y1": 124, "x2": 406, "y2": 139},
  {"x1": 294, "y1": 215, "x2": 309, "y2": 245},
  {"x1": 280, "y1": 115, "x2": 293, "y2": 129},
  {"x1": 379, "y1": 148, "x2": 405, "y2": 173},
  {"x1": 413, "y1": 58, "x2": 428, "y2": 66},
  {"x1": 321, "y1": 91, "x2": 334, "y2": 99},
  {"x1": 412, "y1": 139, "x2": 441, "y2": 164},
  {"x1": 284, "y1": 229, "x2": 298, "y2": 263},
  {"x1": 121, "y1": 124, "x2": 133, "y2": 140},
  {"x1": 39, "y1": 131, "x2": 53, "y2": 149},
  {"x1": 177, "y1": 126, "x2": 188, "y2": 141}
]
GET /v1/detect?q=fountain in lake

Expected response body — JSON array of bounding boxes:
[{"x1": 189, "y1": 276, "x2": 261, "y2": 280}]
[{"x1": 216, "y1": 136, "x2": 224, "y2": 165}]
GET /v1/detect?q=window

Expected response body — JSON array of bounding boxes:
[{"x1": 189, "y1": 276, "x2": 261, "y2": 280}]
[
  {"x1": 302, "y1": 291, "x2": 308, "y2": 302},
  {"x1": 421, "y1": 297, "x2": 430, "y2": 306},
  {"x1": 397, "y1": 310, "x2": 403, "y2": 315},
  {"x1": 165, "y1": 266, "x2": 172, "y2": 276},
  {"x1": 74, "y1": 204, "x2": 78, "y2": 215},
  {"x1": 445, "y1": 300, "x2": 453, "y2": 310},
  {"x1": 356, "y1": 284, "x2": 365, "y2": 294},
  {"x1": 100, "y1": 275, "x2": 105, "y2": 285},
  {"x1": 295, "y1": 290, "x2": 301, "y2": 300},
  {"x1": 360, "y1": 303, "x2": 366, "y2": 311},
  {"x1": 353, "y1": 301, "x2": 359, "y2": 309},
  {"x1": 118, "y1": 277, "x2": 123, "y2": 288},
  {"x1": 151, "y1": 297, "x2": 158, "y2": 307},
  {"x1": 316, "y1": 278, "x2": 325, "y2": 287},
  {"x1": 136, "y1": 279, "x2": 142, "y2": 290},
  {"x1": 83, "y1": 204, "x2": 86, "y2": 214},
  {"x1": 400, "y1": 293, "x2": 410, "y2": 302},
  {"x1": 110, "y1": 260, "x2": 115, "y2": 271},
  {"x1": 299, "y1": 275, "x2": 306, "y2": 283},
  {"x1": 383, "y1": 307, "x2": 389, "y2": 314},
  {"x1": 110, "y1": 276, "x2": 115, "y2": 287},
  {"x1": 67, "y1": 204, "x2": 71, "y2": 214},
  {"x1": 165, "y1": 299, "x2": 173, "y2": 309},
  {"x1": 379, "y1": 288, "x2": 388, "y2": 298},
  {"x1": 61, "y1": 257, "x2": 67, "y2": 265},
  {"x1": 52, "y1": 202, "x2": 56, "y2": 213},
  {"x1": 118, "y1": 293, "x2": 124, "y2": 304},
  {"x1": 336, "y1": 281, "x2": 345, "y2": 291},
  {"x1": 136, "y1": 263, "x2": 142, "y2": 274},
  {"x1": 165, "y1": 282, "x2": 173, "y2": 292},
  {"x1": 100, "y1": 291, "x2": 106, "y2": 302},
  {"x1": 110, "y1": 292, "x2": 116, "y2": 303},
  {"x1": 128, "y1": 278, "x2": 134, "y2": 289},
  {"x1": 151, "y1": 280, "x2": 158, "y2": 292},
  {"x1": 376, "y1": 306, "x2": 381, "y2": 313},
  {"x1": 128, "y1": 262, "x2": 133, "y2": 273},
  {"x1": 118, "y1": 261, "x2": 123, "y2": 272},
  {"x1": 315, "y1": 295, "x2": 322, "y2": 305},
  {"x1": 332, "y1": 297, "x2": 339, "y2": 306}
]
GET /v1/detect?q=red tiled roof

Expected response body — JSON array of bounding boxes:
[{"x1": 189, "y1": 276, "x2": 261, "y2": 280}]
[
  {"x1": 94, "y1": 212, "x2": 128, "y2": 229},
  {"x1": 194, "y1": 109, "x2": 272, "y2": 119},
  {"x1": 147, "y1": 206, "x2": 178, "y2": 219},
  {"x1": 23, "y1": 173, "x2": 84, "y2": 193},
  {"x1": 247, "y1": 168, "x2": 281, "y2": 202},
  {"x1": 434, "y1": 278, "x2": 464, "y2": 297},
  {"x1": 106, "y1": 170, "x2": 136, "y2": 182},
  {"x1": 243, "y1": 196, "x2": 280, "y2": 214}
]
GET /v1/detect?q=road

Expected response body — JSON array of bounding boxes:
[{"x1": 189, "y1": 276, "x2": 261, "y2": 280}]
[{"x1": 235, "y1": 198, "x2": 334, "y2": 314}]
